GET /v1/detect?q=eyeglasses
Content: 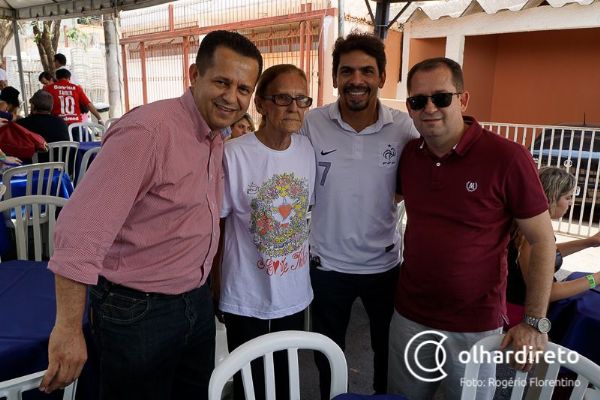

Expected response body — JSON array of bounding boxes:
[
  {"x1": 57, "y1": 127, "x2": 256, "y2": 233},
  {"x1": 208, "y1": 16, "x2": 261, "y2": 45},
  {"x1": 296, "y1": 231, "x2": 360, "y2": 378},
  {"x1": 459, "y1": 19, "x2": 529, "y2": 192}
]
[
  {"x1": 262, "y1": 94, "x2": 313, "y2": 108},
  {"x1": 407, "y1": 92, "x2": 461, "y2": 110}
]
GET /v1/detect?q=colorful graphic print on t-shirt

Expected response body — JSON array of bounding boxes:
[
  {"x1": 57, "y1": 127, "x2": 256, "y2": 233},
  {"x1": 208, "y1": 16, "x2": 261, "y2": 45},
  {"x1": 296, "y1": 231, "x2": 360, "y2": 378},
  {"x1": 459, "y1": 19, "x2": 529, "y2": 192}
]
[{"x1": 249, "y1": 172, "x2": 309, "y2": 276}]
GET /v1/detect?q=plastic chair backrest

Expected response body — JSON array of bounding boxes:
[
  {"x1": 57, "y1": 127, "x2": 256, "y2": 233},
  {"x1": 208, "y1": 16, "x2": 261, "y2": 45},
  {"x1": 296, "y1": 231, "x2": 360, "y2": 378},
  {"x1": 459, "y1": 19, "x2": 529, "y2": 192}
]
[
  {"x1": 0, "y1": 195, "x2": 67, "y2": 261},
  {"x1": 105, "y1": 117, "x2": 119, "y2": 129},
  {"x1": 460, "y1": 334, "x2": 600, "y2": 400},
  {"x1": 68, "y1": 122, "x2": 105, "y2": 142},
  {"x1": 75, "y1": 146, "x2": 100, "y2": 187},
  {"x1": 41, "y1": 141, "x2": 80, "y2": 179},
  {"x1": 0, "y1": 370, "x2": 76, "y2": 400},
  {"x1": 1, "y1": 162, "x2": 66, "y2": 200},
  {"x1": 215, "y1": 318, "x2": 230, "y2": 366},
  {"x1": 208, "y1": 330, "x2": 348, "y2": 400}
]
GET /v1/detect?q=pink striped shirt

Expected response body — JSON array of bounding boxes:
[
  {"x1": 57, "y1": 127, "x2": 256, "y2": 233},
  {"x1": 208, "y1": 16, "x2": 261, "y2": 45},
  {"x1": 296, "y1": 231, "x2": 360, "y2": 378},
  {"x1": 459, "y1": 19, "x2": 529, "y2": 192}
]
[{"x1": 49, "y1": 89, "x2": 224, "y2": 294}]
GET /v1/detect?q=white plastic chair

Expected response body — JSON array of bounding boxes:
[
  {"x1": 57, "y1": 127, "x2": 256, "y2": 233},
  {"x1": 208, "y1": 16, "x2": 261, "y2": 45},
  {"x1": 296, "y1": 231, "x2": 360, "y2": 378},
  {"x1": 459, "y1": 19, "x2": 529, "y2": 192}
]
[
  {"x1": 68, "y1": 122, "x2": 105, "y2": 142},
  {"x1": 461, "y1": 334, "x2": 600, "y2": 400},
  {"x1": 208, "y1": 330, "x2": 348, "y2": 400},
  {"x1": 0, "y1": 195, "x2": 67, "y2": 261},
  {"x1": 75, "y1": 146, "x2": 100, "y2": 187},
  {"x1": 215, "y1": 318, "x2": 230, "y2": 366},
  {"x1": 105, "y1": 117, "x2": 119, "y2": 129},
  {"x1": 33, "y1": 141, "x2": 80, "y2": 179},
  {"x1": 0, "y1": 370, "x2": 76, "y2": 400},
  {"x1": 0, "y1": 183, "x2": 5, "y2": 199},
  {"x1": 1, "y1": 162, "x2": 67, "y2": 200}
]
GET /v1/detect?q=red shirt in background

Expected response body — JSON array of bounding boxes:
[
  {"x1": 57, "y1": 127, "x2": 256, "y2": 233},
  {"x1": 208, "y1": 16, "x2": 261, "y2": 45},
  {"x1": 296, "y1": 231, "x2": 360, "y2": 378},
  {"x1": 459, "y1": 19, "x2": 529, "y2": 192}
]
[
  {"x1": 44, "y1": 79, "x2": 91, "y2": 124},
  {"x1": 396, "y1": 117, "x2": 549, "y2": 332}
]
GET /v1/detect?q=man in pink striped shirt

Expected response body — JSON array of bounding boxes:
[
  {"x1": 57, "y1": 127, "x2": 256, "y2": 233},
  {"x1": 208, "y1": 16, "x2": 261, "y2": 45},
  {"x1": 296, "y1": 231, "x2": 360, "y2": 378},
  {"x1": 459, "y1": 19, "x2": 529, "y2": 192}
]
[{"x1": 40, "y1": 30, "x2": 263, "y2": 400}]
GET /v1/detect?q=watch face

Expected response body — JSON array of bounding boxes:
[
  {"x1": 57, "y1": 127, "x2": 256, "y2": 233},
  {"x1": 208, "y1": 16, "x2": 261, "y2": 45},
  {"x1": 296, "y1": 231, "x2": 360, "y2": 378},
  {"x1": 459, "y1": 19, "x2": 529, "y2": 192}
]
[{"x1": 538, "y1": 318, "x2": 551, "y2": 333}]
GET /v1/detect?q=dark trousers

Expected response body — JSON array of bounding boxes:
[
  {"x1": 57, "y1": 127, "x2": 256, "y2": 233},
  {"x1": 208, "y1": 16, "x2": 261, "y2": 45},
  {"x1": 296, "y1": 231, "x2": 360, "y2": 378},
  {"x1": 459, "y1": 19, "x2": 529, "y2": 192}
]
[
  {"x1": 310, "y1": 265, "x2": 399, "y2": 400},
  {"x1": 89, "y1": 277, "x2": 215, "y2": 400},
  {"x1": 223, "y1": 310, "x2": 306, "y2": 400}
]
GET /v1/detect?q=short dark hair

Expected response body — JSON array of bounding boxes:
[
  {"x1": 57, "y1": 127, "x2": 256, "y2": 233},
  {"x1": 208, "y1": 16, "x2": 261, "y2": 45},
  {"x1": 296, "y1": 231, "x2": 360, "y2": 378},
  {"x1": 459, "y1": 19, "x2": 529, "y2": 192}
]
[
  {"x1": 54, "y1": 53, "x2": 67, "y2": 66},
  {"x1": 255, "y1": 64, "x2": 307, "y2": 129},
  {"x1": 195, "y1": 30, "x2": 263, "y2": 80},
  {"x1": 0, "y1": 86, "x2": 20, "y2": 108},
  {"x1": 38, "y1": 71, "x2": 54, "y2": 83},
  {"x1": 332, "y1": 32, "x2": 386, "y2": 78},
  {"x1": 30, "y1": 89, "x2": 53, "y2": 113},
  {"x1": 407, "y1": 57, "x2": 464, "y2": 94},
  {"x1": 55, "y1": 68, "x2": 71, "y2": 80}
]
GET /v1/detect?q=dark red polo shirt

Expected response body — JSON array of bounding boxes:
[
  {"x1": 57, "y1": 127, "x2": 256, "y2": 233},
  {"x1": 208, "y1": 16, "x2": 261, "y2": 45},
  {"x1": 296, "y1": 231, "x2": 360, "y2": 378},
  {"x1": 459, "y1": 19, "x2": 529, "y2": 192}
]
[{"x1": 396, "y1": 117, "x2": 548, "y2": 332}]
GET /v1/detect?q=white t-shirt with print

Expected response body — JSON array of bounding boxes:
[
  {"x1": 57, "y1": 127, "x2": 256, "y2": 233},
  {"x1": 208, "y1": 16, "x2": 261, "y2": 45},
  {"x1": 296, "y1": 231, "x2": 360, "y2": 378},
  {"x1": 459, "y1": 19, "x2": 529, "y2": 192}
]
[{"x1": 219, "y1": 133, "x2": 315, "y2": 319}]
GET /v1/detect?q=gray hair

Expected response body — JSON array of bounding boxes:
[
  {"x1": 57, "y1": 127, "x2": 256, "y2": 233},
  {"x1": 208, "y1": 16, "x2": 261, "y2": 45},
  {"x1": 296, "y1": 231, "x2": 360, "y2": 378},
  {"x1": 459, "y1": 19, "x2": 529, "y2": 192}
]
[{"x1": 30, "y1": 90, "x2": 53, "y2": 113}]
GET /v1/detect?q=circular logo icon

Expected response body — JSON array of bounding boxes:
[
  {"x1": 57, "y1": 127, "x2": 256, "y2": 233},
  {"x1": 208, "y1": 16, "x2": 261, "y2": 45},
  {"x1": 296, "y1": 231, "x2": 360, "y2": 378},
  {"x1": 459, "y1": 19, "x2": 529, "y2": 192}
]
[
  {"x1": 466, "y1": 181, "x2": 478, "y2": 192},
  {"x1": 403, "y1": 330, "x2": 448, "y2": 382}
]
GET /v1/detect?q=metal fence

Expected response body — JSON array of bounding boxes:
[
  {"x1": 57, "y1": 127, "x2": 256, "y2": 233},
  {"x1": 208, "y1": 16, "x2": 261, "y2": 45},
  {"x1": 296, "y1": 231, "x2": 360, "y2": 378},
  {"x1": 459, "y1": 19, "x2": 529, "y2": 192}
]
[
  {"x1": 482, "y1": 122, "x2": 600, "y2": 237},
  {"x1": 6, "y1": 59, "x2": 43, "y2": 108},
  {"x1": 118, "y1": 0, "x2": 333, "y2": 122}
]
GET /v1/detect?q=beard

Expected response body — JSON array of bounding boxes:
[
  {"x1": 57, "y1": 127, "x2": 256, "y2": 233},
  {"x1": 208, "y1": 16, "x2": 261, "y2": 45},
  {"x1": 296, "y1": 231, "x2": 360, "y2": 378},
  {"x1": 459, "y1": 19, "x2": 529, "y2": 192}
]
[{"x1": 340, "y1": 85, "x2": 373, "y2": 111}]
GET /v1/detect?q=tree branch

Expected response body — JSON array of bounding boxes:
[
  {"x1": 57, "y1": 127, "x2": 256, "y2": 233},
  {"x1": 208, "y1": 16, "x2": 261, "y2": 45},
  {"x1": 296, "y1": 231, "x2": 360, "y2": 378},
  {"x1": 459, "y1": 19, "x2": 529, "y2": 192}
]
[{"x1": 51, "y1": 20, "x2": 61, "y2": 53}]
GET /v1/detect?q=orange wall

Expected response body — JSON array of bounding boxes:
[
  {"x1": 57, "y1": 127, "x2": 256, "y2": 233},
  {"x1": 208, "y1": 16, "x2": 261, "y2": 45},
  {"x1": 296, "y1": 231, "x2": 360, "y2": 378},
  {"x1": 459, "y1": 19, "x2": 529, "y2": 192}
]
[
  {"x1": 407, "y1": 37, "x2": 446, "y2": 74},
  {"x1": 490, "y1": 28, "x2": 600, "y2": 126},
  {"x1": 381, "y1": 30, "x2": 402, "y2": 98},
  {"x1": 463, "y1": 35, "x2": 499, "y2": 122}
]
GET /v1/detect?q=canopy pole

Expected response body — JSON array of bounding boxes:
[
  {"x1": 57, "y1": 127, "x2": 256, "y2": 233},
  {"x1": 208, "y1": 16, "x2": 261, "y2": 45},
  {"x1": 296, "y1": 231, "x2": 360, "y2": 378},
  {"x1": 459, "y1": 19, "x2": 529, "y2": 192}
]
[
  {"x1": 338, "y1": 0, "x2": 344, "y2": 38},
  {"x1": 12, "y1": 19, "x2": 28, "y2": 115}
]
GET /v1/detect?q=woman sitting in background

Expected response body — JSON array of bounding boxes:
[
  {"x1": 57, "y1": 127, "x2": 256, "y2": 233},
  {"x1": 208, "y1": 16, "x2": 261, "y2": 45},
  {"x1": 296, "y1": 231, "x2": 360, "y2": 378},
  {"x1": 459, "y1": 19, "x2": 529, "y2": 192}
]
[
  {"x1": 229, "y1": 112, "x2": 255, "y2": 139},
  {"x1": 506, "y1": 166, "x2": 600, "y2": 329}
]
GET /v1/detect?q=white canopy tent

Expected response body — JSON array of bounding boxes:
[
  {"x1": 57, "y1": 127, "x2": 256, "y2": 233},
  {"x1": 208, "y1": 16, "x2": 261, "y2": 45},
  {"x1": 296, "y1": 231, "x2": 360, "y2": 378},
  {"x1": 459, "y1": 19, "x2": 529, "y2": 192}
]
[{"x1": 0, "y1": 0, "x2": 173, "y2": 114}]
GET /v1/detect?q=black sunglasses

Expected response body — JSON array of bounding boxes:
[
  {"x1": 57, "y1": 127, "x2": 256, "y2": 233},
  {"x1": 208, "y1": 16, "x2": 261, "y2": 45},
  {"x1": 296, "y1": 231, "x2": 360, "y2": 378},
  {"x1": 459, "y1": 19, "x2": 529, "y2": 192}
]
[
  {"x1": 407, "y1": 92, "x2": 461, "y2": 110},
  {"x1": 262, "y1": 94, "x2": 313, "y2": 108}
]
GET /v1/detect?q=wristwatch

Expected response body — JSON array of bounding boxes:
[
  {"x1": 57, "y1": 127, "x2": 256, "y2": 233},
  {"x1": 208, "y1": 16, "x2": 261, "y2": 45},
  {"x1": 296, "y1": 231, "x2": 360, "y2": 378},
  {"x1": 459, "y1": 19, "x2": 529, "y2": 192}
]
[{"x1": 523, "y1": 315, "x2": 551, "y2": 333}]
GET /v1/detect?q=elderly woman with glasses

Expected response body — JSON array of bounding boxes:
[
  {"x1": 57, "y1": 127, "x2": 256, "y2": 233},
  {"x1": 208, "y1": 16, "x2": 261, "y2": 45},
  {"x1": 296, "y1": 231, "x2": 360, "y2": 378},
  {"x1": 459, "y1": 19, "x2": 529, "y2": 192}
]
[{"x1": 214, "y1": 64, "x2": 315, "y2": 400}]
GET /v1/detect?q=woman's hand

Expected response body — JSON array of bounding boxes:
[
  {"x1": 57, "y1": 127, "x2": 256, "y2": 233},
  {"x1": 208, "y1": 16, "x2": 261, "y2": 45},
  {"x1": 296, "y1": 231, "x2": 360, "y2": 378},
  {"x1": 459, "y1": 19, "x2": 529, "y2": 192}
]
[{"x1": 1, "y1": 156, "x2": 22, "y2": 166}]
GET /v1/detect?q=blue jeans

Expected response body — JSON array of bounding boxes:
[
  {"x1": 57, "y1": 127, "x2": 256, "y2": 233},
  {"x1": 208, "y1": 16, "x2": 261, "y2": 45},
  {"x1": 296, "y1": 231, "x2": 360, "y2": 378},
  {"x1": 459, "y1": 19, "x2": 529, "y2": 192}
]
[
  {"x1": 89, "y1": 277, "x2": 215, "y2": 400},
  {"x1": 310, "y1": 265, "x2": 399, "y2": 399}
]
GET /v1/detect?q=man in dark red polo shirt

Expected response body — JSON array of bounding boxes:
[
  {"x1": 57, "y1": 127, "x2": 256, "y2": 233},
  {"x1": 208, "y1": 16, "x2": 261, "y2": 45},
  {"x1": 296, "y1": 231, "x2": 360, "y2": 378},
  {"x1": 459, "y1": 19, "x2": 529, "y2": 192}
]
[{"x1": 388, "y1": 57, "x2": 556, "y2": 399}]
